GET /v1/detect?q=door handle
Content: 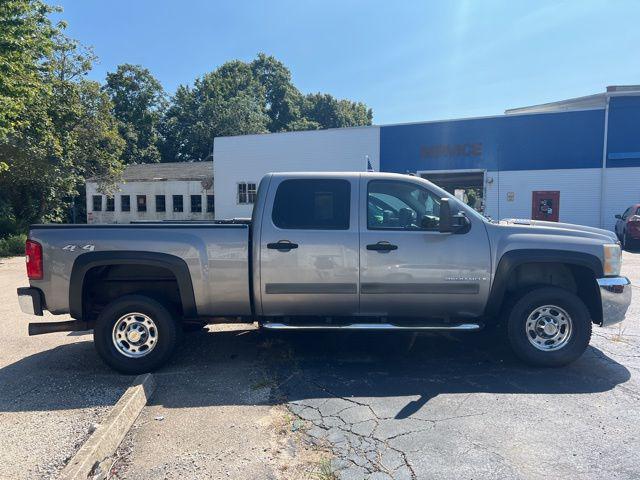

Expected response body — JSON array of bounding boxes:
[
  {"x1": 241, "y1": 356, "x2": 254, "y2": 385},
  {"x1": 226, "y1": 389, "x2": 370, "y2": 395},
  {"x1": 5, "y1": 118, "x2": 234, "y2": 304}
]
[
  {"x1": 366, "y1": 241, "x2": 398, "y2": 252},
  {"x1": 267, "y1": 240, "x2": 299, "y2": 251}
]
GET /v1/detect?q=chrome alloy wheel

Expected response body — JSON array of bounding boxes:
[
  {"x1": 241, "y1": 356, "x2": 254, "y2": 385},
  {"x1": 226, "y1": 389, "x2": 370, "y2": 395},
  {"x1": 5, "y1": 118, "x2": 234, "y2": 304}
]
[
  {"x1": 112, "y1": 312, "x2": 158, "y2": 358},
  {"x1": 525, "y1": 305, "x2": 573, "y2": 351}
]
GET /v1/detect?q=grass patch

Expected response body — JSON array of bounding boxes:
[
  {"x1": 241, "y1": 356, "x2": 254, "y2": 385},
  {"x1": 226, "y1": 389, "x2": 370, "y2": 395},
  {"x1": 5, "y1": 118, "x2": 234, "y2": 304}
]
[
  {"x1": 309, "y1": 458, "x2": 338, "y2": 480},
  {"x1": 0, "y1": 233, "x2": 26, "y2": 257},
  {"x1": 251, "y1": 377, "x2": 276, "y2": 391},
  {"x1": 611, "y1": 323, "x2": 629, "y2": 343}
]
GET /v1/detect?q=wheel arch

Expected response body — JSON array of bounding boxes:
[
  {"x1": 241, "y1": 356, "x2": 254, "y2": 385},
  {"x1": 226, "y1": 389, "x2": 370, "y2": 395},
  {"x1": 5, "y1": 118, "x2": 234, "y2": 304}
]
[
  {"x1": 485, "y1": 249, "x2": 603, "y2": 322},
  {"x1": 69, "y1": 251, "x2": 197, "y2": 321}
]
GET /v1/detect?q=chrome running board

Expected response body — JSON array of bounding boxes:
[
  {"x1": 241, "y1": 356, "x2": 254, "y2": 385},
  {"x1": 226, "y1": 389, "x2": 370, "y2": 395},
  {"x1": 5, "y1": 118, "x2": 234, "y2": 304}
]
[{"x1": 262, "y1": 322, "x2": 481, "y2": 331}]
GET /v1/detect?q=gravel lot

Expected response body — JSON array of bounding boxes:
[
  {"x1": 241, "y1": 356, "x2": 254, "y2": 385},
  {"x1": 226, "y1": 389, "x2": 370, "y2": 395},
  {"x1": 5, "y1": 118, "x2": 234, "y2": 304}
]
[
  {"x1": 1, "y1": 251, "x2": 639, "y2": 479},
  {"x1": 0, "y1": 257, "x2": 131, "y2": 479}
]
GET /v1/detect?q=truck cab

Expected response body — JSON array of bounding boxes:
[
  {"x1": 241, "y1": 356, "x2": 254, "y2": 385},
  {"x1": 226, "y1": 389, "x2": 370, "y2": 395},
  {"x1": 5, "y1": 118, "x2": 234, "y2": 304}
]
[{"x1": 254, "y1": 172, "x2": 490, "y2": 322}]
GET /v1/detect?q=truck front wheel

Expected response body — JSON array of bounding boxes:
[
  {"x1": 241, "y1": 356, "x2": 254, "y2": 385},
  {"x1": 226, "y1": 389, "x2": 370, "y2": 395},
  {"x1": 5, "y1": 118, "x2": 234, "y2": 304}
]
[
  {"x1": 94, "y1": 295, "x2": 180, "y2": 374},
  {"x1": 506, "y1": 287, "x2": 592, "y2": 367}
]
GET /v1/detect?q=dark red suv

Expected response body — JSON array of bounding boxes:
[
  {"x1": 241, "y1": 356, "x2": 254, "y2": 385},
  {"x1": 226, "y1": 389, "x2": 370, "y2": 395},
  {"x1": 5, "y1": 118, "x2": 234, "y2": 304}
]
[{"x1": 615, "y1": 204, "x2": 640, "y2": 249}]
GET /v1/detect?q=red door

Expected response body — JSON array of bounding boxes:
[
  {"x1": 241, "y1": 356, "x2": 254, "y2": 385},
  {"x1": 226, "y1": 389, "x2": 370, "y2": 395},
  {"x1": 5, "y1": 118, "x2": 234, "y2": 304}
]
[{"x1": 532, "y1": 191, "x2": 560, "y2": 222}]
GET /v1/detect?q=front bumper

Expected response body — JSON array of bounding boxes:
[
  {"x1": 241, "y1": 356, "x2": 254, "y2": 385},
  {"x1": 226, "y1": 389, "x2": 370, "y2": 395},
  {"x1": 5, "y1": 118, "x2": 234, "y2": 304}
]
[
  {"x1": 17, "y1": 287, "x2": 44, "y2": 316},
  {"x1": 597, "y1": 277, "x2": 632, "y2": 327}
]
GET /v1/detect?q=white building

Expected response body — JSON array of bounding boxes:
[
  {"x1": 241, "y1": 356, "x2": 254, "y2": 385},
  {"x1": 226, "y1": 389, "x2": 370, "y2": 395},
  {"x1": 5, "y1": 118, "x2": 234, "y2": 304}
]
[
  {"x1": 86, "y1": 162, "x2": 214, "y2": 224},
  {"x1": 213, "y1": 126, "x2": 380, "y2": 219},
  {"x1": 213, "y1": 86, "x2": 640, "y2": 230}
]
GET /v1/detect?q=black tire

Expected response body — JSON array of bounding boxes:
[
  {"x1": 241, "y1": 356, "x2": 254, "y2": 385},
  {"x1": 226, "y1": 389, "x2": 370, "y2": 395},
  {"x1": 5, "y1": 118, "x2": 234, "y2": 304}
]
[
  {"x1": 506, "y1": 287, "x2": 592, "y2": 367},
  {"x1": 94, "y1": 295, "x2": 180, "y2": 374}
]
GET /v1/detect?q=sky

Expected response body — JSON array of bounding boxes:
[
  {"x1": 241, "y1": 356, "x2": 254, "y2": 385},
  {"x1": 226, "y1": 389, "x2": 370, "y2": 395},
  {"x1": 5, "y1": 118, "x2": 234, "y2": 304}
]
[{"x1": 50, "y1": 0, "x2": 640, "y2": 125}]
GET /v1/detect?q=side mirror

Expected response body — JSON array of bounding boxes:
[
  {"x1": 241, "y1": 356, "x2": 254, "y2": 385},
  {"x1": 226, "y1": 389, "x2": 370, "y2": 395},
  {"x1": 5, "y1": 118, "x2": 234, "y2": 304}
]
[
  {"x1": 439, "y1": 198, "x2": 471, "y2": 234},
  {"x1": 439, "y1": 198, "x2": 452, "y2": 233},
  {"x1": 615, "y1": 214, "x2": 622, "y2": 219}
]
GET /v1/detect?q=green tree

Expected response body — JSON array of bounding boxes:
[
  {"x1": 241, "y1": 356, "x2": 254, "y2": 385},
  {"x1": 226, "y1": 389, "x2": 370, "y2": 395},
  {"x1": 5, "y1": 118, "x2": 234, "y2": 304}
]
[
  {"x1": 0, "y1": 32, "x2": 124, "y2": 228},
  {"x1": 0, "y1": 0, "x2": 60, "y2": 176},
  {"x1": 160, "y1": 53, "x2": 373, "y2": 162},
  {"x1": 105, "y1": 64, "x2": 166, "y2": 164},
  {"x1": 250, "y1": 53, "x2": 302, "y2": 132},
  {"x1": 160, "y1": 60, "x2": 269, "y2": 161},
  {"x1": 302, "y1": 93, "x2": 373, "y2": 129}
]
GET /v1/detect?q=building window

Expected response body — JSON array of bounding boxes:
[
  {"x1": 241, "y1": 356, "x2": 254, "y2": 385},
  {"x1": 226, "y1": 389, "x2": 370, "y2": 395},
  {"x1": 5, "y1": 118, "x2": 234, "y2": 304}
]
[
  {"x1": 191, "y1": 195, "x2": 202, "y2": 213},
  {"x1": 237, "y1": 182, "x2": 257, "y2": 204},
  {"x1": 207, "y1": 195, "x2": 215, "y2": 213},
  {"x1": 272, "y1": 179, "x2": 350, "y2": 230},
  {"x1": 121, "y1": 195, "x2": 130, "y2": 212},
  {"x1": 106, "y1": 197, "x2": 115, "y2": 212},
  {"x1": 92, "y1": 195, "x2": 102, "y2": 212},
  {"x1": 173, "y1": 195, "x2": 183, "y2": 212},
  {"x1": 156, "y1": 195, "x2": 166, "y2": 212},
  {"x1": 137, "y1": 195, "x2": 147, "y2": 212}
]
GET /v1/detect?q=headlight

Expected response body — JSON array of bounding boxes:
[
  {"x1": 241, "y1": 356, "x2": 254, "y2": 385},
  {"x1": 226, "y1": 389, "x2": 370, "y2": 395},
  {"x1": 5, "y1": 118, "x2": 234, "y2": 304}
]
[{"x1": 603, "y1": 244, "x2": 621, "y2": 277}]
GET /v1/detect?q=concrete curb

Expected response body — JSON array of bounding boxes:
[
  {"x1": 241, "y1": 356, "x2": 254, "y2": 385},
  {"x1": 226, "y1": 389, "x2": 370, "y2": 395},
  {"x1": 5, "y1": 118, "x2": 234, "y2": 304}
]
[{"x1": 60, "y1": 373, "x2": 156, "y2": 480}]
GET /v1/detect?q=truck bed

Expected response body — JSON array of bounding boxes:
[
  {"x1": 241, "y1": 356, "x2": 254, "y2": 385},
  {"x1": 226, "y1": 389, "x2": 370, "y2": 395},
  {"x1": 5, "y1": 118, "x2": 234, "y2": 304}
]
[{"x1": 28, "y1": 222, "x2": 252, "y2": 317}]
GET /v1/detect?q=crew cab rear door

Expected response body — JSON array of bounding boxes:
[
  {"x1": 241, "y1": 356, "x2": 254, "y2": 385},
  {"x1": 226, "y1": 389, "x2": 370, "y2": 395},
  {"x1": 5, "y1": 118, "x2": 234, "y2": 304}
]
[{"x1": 258, "y1": 175, "x2": 359, "y2": 316}]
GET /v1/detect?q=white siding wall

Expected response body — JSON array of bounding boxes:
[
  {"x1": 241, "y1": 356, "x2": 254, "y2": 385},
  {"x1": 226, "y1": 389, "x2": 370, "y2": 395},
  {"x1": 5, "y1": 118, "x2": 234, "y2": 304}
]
[
  {"x1": 86, "y1": 180, "x2": 214, "y2": 224},
  {"x1": 482, "y1": 167, "x2": 640, "y2": 230},
  {"x1": 484, "y1": 168, "x2": 601, "y2": 227},
  {"x1": 213, "y1": 127, "x2": 380, "y2": 219},
  {"x1": 602, "y1": 167, "x2": 640, "y2": 230}
]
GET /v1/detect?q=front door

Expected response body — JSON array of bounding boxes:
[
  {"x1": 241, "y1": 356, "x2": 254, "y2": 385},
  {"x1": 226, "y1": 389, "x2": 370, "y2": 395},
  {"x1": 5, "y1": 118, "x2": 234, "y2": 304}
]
[
  {"x1": 259, "y1": 176, "x2": 360, "y2": 317},
  {"x1": 532, "y1": 191, "x2": 560, "y2": 222},
  {"x1": 358, "y1": 176, "x2": 491, "y2": 319}
]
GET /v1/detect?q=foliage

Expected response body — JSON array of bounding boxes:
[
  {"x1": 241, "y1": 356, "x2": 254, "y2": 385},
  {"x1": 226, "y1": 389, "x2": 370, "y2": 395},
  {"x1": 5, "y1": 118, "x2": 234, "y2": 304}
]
[
  {"x1": 0, "y1": 0, "x2": 59, "y2": 142},
  {"x1": 0, "y1": 233, "x2": 26, "y2": 257},
  {"x1": 160, "y1": 53, "x2": 373, "y2": 162},
  {"x1": 302, "y1": 93, "x2": 372, "y2": 130},
  {"x1": 160, "y1": 59, "x2": 270, "y2": 161},
  {"x1": 104, "y1": 64, "x2": 166, "y2": 164},
  {"x1": 0, "y1": 29, "x2": 124, "y2": 228}
]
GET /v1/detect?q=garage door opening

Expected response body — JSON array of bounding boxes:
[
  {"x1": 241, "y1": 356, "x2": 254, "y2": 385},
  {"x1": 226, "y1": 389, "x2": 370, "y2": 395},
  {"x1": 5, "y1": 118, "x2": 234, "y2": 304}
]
[{"x1": 419, "y1": 170, "x2": 485, "y2": 213}]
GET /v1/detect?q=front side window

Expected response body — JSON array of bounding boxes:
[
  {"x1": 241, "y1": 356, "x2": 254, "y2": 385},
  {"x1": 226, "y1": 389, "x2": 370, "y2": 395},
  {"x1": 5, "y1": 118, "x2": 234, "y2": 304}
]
[
  {"x1": 92, "y1": 195, "x2": 102, "y2": 212},
  {"x1": 191, "y1": 195, "x2": 202, "y2": 212},
  {"x1": 137, "y1": 195, "x2": 147, "y2": 212},
  {"x1": 367, "y1": 180, "x2": 441, "y2": 231},
  {"x1": 238, "y1": 182, "x2": 257, "y2": 204},
  {"x1": 272, "y1": 179, "x2": 350, "y2": 230},
  {"x1": 156, "y1": 195, "x2": 166, "y2": 212},
  {"x1": 106, "y1": 197, "x2": 115, "y2": 212},
  {"x1": 173, "y1": 195, "x2": 183, "y2": 212},
  {"x1": 121, "y1": 195, "x2": 130, "y2": 212}
]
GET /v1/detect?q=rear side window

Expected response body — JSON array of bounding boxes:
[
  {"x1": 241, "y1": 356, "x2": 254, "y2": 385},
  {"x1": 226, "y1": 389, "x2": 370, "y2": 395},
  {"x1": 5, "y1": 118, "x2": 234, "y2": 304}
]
[{"x1": 272, "y1": 179, "x2": 351, "y2": 230}]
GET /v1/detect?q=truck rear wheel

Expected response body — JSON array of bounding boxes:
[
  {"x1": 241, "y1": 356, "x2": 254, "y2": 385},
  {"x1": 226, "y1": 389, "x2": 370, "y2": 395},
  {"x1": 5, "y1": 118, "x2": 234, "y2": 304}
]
[
  {"x1": 94, "y1": 295, "x2": 180, "y2": 374},
  {"x1": 506, "y1": 287, "x2": 592, "y2": 367}
]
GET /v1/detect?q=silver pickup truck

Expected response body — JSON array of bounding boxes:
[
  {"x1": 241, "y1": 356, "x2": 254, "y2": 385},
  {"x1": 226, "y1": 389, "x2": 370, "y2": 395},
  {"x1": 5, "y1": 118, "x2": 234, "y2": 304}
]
[{"x1": 18, "y1": 172, "x2": 631, "y2": 373}]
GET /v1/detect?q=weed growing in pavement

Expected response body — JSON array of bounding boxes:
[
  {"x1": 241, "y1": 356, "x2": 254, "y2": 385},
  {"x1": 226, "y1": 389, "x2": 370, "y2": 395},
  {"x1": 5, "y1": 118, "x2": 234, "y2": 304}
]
[
  {"x1": 309, "y1": 458, "x2": 338, "y2": 480},
  {"x1": 611, "y1": 323, "x2": 628, "y2": 343},
  {"x1": 251, "y1": 377, "x2": 276, "y2": 390}
]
